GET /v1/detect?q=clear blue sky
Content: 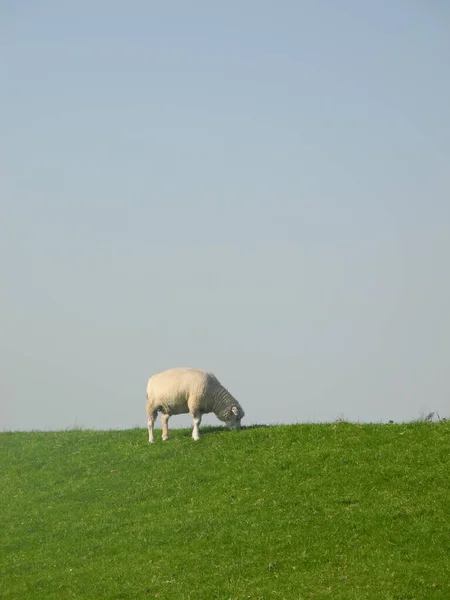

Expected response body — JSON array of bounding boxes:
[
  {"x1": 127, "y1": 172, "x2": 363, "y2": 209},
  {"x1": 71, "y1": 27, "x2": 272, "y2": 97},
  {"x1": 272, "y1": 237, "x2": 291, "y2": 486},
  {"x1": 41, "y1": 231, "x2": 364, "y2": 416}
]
[{"x1": 2, "y1": 1, "x2": 449, "y2": 431}]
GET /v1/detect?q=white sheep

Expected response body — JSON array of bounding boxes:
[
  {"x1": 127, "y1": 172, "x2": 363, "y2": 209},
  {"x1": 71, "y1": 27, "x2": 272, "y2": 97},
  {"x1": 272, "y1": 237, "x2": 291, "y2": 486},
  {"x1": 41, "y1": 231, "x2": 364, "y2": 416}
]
[{"x1": 146, "y1": 367, "x2": 245, "y2": 442}]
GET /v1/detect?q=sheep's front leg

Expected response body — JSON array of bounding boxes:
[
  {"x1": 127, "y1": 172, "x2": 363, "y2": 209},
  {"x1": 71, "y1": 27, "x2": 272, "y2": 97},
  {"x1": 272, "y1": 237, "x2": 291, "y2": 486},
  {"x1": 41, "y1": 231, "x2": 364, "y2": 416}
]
[
  {"x1": 192, "y1": 413, "x2": 202, "y2": 441},
  {"x1": 148, "y1": 410, "x2": 157, "y2": 444},
  {"x1": 161, "y1": 414, "x2": 170, "y2": 441}
]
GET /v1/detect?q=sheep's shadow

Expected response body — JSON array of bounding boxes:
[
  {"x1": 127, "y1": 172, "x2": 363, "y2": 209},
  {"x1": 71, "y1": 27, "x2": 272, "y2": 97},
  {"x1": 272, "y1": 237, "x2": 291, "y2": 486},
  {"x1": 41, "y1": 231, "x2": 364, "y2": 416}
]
[{"x1": 193, "y1": 423, "x2": 270, "y2": 437}]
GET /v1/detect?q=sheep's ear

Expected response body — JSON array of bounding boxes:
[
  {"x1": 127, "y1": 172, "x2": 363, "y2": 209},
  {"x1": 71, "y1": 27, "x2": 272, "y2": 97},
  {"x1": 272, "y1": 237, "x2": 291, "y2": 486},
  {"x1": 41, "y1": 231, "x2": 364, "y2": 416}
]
[{"x1": 232, "y1": 406, "x2": 240, "y2": 417}]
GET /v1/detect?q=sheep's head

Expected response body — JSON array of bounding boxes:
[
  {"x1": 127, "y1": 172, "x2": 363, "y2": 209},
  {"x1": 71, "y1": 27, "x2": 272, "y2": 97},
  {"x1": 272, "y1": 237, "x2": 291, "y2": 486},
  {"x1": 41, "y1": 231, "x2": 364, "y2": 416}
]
[{"x1": 225, "y1": 405, "x2": 245, "y2": 430}]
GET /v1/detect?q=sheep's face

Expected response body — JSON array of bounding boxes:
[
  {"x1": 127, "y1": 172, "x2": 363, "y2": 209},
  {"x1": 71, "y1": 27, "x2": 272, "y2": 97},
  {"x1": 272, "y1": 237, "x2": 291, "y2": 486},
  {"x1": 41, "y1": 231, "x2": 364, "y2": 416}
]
[{"x1": 225, "y1": 405, "x2": 244, "y2": 430}]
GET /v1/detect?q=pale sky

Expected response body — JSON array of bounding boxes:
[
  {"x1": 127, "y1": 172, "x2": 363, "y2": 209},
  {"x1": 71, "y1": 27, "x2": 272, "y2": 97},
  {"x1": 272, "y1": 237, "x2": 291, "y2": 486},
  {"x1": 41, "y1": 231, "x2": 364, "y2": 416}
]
[{"x1": 1, "y1": 1, "x2": 449, "y2": 432}]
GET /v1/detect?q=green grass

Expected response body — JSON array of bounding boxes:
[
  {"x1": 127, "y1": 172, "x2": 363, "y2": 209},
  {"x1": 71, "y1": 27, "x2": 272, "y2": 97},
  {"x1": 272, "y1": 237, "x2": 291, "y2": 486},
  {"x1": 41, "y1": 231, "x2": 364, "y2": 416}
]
[{"x1": 1, "y1": 421, "x2": 449, "y2": 600}]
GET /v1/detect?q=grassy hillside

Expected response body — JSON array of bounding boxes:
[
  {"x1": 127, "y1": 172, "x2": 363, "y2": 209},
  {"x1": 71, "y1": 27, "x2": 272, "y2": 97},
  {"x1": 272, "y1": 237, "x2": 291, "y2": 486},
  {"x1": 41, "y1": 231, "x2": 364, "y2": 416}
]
[{"x1": 1, "y1": 421, "x2": 449, "y2": 600}]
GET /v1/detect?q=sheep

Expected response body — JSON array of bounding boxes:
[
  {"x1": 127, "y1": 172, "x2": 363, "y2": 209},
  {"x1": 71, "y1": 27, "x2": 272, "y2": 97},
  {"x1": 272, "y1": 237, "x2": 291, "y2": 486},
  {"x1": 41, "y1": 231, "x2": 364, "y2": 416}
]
[{"x1": 146, "y1": 367, "x2": 245, "y2": 443}]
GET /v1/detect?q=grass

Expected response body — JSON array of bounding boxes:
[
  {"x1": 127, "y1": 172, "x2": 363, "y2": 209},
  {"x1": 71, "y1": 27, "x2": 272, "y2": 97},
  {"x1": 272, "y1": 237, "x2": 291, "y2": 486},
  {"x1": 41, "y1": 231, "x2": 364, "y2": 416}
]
[{"x1": 1, "y1": 421, "x2": 449, "y2": 600}]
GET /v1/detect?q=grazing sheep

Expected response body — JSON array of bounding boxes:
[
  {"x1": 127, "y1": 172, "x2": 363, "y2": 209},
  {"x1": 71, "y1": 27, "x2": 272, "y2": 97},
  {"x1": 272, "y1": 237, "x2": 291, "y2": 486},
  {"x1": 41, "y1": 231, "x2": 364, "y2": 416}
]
[{"x1": 146, "y1": 367, "x2": 245, "y2": 442}]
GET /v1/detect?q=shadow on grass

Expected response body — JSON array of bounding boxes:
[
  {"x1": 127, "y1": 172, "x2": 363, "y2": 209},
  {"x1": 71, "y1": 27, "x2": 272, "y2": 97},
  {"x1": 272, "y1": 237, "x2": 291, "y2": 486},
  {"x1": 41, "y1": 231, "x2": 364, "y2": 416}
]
[
  {"x1": 150, "y1": 423, "x2": 272, "y2": 440},
  {"x1": 195, "y1": 423, "x2": 271, "y2": 437}
]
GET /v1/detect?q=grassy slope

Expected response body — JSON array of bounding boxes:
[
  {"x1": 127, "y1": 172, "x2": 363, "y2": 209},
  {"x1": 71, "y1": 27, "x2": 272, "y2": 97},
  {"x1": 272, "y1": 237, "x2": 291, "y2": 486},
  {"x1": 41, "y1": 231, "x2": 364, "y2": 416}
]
[{"x1": 1, "y1": 422, "x2": 449, "y2": 600}]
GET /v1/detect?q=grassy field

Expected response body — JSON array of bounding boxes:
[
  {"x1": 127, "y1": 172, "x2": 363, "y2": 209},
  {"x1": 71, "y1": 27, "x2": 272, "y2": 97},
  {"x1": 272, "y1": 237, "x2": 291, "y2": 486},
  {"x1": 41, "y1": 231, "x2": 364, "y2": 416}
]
[{"x1": 1, "y1": 421, "x2": 449, "y2": 600}]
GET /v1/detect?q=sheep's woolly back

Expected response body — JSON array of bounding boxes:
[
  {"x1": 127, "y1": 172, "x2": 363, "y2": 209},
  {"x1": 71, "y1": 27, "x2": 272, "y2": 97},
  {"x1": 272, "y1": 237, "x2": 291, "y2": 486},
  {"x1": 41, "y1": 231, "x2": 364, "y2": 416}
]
[{"x1": 146, "y1": 367, "x2": 206, "y2": 413}]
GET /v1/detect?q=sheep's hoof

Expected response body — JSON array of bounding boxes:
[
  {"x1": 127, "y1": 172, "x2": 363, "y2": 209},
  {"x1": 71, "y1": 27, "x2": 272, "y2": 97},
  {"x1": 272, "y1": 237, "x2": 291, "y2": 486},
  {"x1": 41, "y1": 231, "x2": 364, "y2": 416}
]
[{"x1": 162, "y1": 436, "x2": 169, "y2": 441}]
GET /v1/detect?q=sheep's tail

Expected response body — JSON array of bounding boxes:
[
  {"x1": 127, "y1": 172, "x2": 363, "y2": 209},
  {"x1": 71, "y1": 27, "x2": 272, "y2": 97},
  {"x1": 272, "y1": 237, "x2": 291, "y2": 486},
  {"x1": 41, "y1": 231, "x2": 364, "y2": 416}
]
[{"x1": 146, "y1": 387, "x2": 153, "y2": 413}]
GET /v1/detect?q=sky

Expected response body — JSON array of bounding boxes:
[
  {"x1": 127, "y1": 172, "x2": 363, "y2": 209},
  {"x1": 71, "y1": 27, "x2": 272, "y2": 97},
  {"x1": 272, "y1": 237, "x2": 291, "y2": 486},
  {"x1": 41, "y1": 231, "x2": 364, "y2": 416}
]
[{"x1": 1, "y1": 1, "x2": 449, "y2": 432}]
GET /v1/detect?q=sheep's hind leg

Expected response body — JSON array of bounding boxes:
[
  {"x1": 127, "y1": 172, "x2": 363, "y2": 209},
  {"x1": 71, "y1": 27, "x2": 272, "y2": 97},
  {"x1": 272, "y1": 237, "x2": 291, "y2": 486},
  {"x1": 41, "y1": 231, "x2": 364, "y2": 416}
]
[
  {"x1": 161, "y1": 413, "x2": 170, "y2": 441},
  {"x1": 148, "y1": 410, "x2": 157, "y2": 444},
  {"x1": 191, "y1": 412, "x2": 202, "y2": 441}
]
